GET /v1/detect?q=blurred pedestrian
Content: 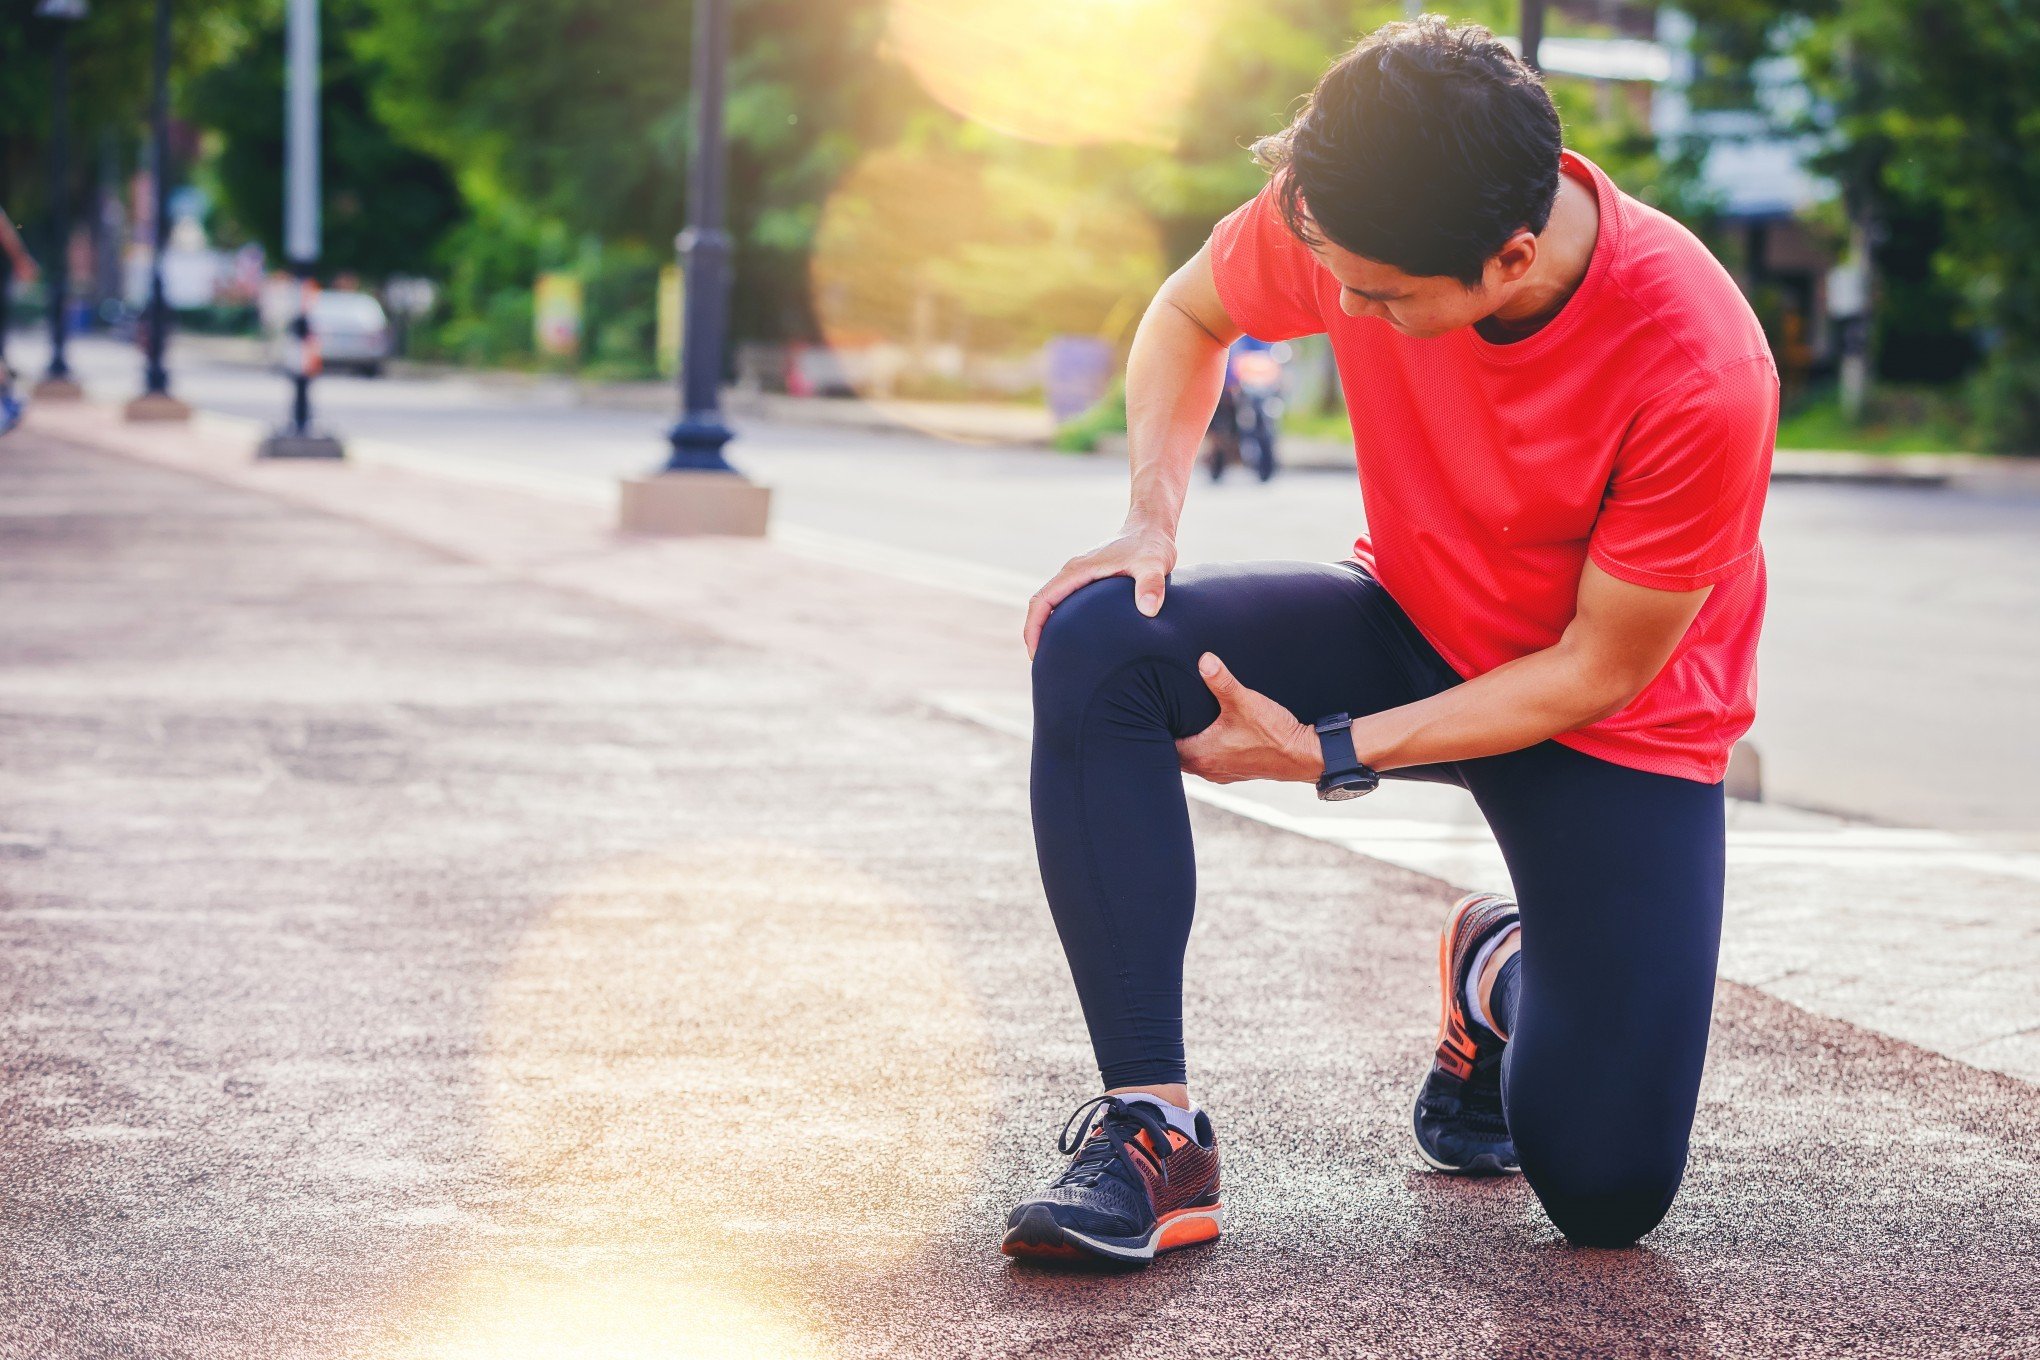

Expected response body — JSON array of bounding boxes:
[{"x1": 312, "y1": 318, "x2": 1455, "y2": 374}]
[
  {"x1": 1013, "y1": 17, "x2": 1777, "y2": 1267},
  {"x1": 0, "y1": 205, "x2": 40, "y2": 436}
]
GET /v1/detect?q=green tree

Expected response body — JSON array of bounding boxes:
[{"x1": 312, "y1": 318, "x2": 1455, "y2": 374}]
[
  {"x1": 353, "y1": 0, "x2": 900, "y2": 346},
  {"x1": 1690, "y1": 0, "x2": 2040, "y2": 449},
  {"x1": 1834, "y1": 1, "x2": 2040, "y2": 450},
  {"x1": 185, "y1": 0, "x2": 463, "y2": 281},
  {"x1": 1, "y1": 0, "x2": 259, "y2": 233}
]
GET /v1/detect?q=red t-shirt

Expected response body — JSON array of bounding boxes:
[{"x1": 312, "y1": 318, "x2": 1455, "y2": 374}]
[{"x1": 1207, "y1": 149, "x2": 1777, "y2": 783}]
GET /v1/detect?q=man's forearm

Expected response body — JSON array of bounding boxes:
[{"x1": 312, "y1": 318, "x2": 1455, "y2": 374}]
[
  {"x1": 1350, "y1": 641, "x2": 1637, "y2": 773},
  {"x1": 1122, "y1": 292, "x2": 1230, "y2": 536}
]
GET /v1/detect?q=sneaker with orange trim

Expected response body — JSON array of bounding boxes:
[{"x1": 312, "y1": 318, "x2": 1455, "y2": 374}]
[
  {"x1": 1412, "y1": 891, "x2": 1521, "y2": 1175},
  {"x1": 1001, "y1": 1095, "x2": 1223, "y2": 1268}
]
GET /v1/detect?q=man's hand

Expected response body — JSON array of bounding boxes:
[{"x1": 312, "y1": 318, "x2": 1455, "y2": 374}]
[
  {"x1": 1175, "y1": 653, "x2": 1322, "y2": 785},
  {"x1": 1023, "y1": 523, "x2": 1178, "y2": 660}
]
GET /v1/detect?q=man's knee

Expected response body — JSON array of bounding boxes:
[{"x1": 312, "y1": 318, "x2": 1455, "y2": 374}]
[
  {"x1": 1030, "y1": 575, "x2": 1185, "y2": 737},
  {"x1": 1521, "y1": 1137, "x2": 1687, "y2": 1248},
  {"x1": 1033, "y1": 576, "x2": 1159, "y2": 683}
]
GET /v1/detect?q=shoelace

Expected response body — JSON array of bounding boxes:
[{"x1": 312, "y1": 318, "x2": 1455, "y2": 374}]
[{"x1": 1051, "y1": 1095, "x2": 1176, "y2": 1189}]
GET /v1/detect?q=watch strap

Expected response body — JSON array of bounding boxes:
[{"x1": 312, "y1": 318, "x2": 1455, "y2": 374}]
[
  {"x1": 1314, "y1": 713, "x2": 1360, "y2": 778},
  {"x1": 1313, "y1": 712, "x2": 1380, "y2": 799}
]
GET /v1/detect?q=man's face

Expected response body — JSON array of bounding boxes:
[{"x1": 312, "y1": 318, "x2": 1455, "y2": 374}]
[{"x1": 1301, "y1": 220, "x2": 1535, "y2": 339}]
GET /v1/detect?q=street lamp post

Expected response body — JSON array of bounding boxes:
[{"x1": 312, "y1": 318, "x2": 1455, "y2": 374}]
[
  {"x1": 33, "y1": 0, "x2": 88, "y2": 402},
  {"x1": 617, "y1": 0, "x2": 770, "y2": 535},
  {"x1": 665, "y1": 0, "x2": 736, "y2": 474},
  {"x1": 126, "y1": 0, "x2": 190, "y2": 421},
  {"x1": 257, "y1": 0, "x2": 342, "y2": 458}
]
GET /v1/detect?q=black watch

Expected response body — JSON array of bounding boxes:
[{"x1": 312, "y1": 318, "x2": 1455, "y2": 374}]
[{"x1": 1312, "y1": 713, "x2": 1381, "y2": 801}]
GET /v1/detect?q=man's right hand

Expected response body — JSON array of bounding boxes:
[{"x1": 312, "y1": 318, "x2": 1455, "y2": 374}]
[{"x1": 1023, "y1": 524, "x2": 1178, "y2": 660}]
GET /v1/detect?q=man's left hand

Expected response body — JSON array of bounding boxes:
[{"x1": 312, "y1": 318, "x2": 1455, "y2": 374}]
[{"x1": 1175, "y1": 653, "x2": 1323, "y2": 785}]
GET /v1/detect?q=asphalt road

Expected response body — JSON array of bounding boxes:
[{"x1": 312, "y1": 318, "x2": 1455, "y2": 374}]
[
  {"x1": 16, "y1": 333, "x2": 2040, "y2": 840},
  {"x1": 3, "y1": 431, "x2": 2037, "y2": 1358}
]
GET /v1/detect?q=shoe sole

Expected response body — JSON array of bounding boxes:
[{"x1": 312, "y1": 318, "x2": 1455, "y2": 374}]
[
  {"x1": 1414, "y1": 892, "x2": 1521, "y2": 1176},
  {"x1": 1001, "y1": 1201, "x2": 1224, "y2": 1268}
]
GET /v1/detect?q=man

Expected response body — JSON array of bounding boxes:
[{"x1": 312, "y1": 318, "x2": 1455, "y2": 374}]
[
  {"x1": 0, "y1": 206, "x2": 39, "y2": 436},
  {"x1": 1004, "y1": 17, "x2": 1776, "y2": 1266}
]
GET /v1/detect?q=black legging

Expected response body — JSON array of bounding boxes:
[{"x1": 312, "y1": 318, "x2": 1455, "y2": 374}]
[{"x1": 1029, "y1": 559, "x2": 1726, "y2": 1246}]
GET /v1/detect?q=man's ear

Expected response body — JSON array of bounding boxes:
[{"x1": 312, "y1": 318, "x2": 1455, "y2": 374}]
[{"x1": 1485, "y1": 228, "x2": 1539, "y2": 288}]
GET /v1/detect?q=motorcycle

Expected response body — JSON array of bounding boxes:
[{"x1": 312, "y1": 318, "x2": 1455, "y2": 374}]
[{"x1": 1205, "y1": 345, "x2": 1285, "y2": 482}]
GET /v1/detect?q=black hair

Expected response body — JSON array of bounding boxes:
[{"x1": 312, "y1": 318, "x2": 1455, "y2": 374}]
[{"x1": 1251, "y1": 16, "x2": 1563, "y2": 285}]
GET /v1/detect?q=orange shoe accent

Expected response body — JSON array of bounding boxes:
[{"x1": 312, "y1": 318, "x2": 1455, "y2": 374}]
[
  {"x1": 1154, "y1": 1204, "x2": 1223, "y2": 1251},
  {"x1": 1435, "y1": 897, "x2": 1467, "y2": 1079},
  {"x1": 1433, "y1": 892, "x2": 1502, "y2": 1081}
]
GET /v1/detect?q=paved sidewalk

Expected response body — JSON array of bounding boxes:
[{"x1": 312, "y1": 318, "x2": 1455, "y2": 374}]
[{"x1": 3, "y1": 423, "x2": 2038, "y2": 1356}]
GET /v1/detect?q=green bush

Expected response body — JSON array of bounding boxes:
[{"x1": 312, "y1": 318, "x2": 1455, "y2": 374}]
[
  {"x1": 172, "y1": 304, "x2": 261, "y2": 336},
  {"x1": 1970, "y1": 351, "x2": 2040, "y2": 455},
  {"x1": 580, "y1": 242, "x2": 663, "y2": 380},
  {"x1": 417, "y1": 288, "x2": 536, "y2": 368},
  {"x1": 1775, "y1": 384, "x2": 1973, "y2": 454},
  {"x1": 1051, "y1": 377, "x2": 1128, "y2": 453}
]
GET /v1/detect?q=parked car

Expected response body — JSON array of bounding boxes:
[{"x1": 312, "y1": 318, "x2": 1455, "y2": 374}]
[{"x1": 268, "y1": 290, "x2": 392, "y2": 377}]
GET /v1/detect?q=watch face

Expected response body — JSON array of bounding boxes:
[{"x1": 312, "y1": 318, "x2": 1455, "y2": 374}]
[{"x1": 1318, "y1": 771, "x2": 1378, "y2": 801}]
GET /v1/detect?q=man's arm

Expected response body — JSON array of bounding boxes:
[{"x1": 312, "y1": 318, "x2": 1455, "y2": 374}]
[
  {"x1": 1022, "y1": 242, "x2": 1241, "y2": 656},
  {"x1": 1178, "y1": 561, "x2": 1711, "y2": 783},
  {"x1": 1348, "y1": 562, "x2": 1711, "y2": 770},
  {"x1": 0, "y1": 209, "x2": 37, "y2": 283},
  {"x1": 1121, "y1": 240, "x2": 1242, "y2": 544}
]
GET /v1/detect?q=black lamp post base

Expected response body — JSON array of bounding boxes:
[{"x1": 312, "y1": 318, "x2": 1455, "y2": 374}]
[
  {"x1": 124, "y1": 392, "x2": 191, "y2": 423},
  {"x1": 257, "y1": 429, "x2": 346, "y2": 460},
  {"x1": 664, "y1": 415, "x2": 738, "y2": 473},
  {"x1": 32, "y1": 376, "x2": 85, "y2": 402}
]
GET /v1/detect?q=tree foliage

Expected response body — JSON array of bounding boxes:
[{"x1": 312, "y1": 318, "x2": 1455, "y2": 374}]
[
  {"x1": 353, "y1": 0, "x2": 903, "y2": 342},
  {"x1": 1, "y1": 0, "x2": 259, "y2": 227},
  {"x1": 185, "y1": 0, "x2": 463, "y2": 280},
  {"x1": 1691, "y1": 0, "x2": 2040, "y2": 448},
  {"x1": 1830, "y1": 0, "x2": 2040, "y2": 449}
]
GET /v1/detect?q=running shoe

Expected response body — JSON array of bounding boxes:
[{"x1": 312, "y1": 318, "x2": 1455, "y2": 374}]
[
  {"x1": 1412, "y1": 890, "x2": 1521, "y2": 1174},
  {"x1": 1001, "y1": 1094, "x2": 1222, "y2": 1268}
]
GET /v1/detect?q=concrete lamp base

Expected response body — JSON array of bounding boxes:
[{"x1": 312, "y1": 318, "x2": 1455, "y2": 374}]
[
  {"x1": 257, "y1": 431, "x2": 346, "y2": 460},
  {"x1": 124, "y1": 392, "x2": 193, "y2": 423},
  {"x1": 31, "y1": 377, "x2": 85, "y2": 402},
  {"x1": 620, "y1": 469, "x2": 772, "y2": 537},
  {"x1": 1726, "y1": 740, "x2": 1763, "y2": 803}
]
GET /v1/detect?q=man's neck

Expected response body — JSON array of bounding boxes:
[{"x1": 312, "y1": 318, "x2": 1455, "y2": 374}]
[{"x1": 1476, "y1": 170, "x2": 1601, "y2": 344}]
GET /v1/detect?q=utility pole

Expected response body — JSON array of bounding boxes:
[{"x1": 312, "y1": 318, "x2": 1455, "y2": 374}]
[
  {"x1": 258, "y1": 0, "x2": 342, "y2": 457},
  {"x1": 33, "y1": 0, "x2": 88, "y2": 402},
  {"x1": 1835, "y1": 38, "x2": 1876, "y2": 426},
  {"x1": 618, "y1": 0, "x2": 770, "y2": 535},
  {"x1": 127, "y1": 0, "x2": 189, "y2": 421}
]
